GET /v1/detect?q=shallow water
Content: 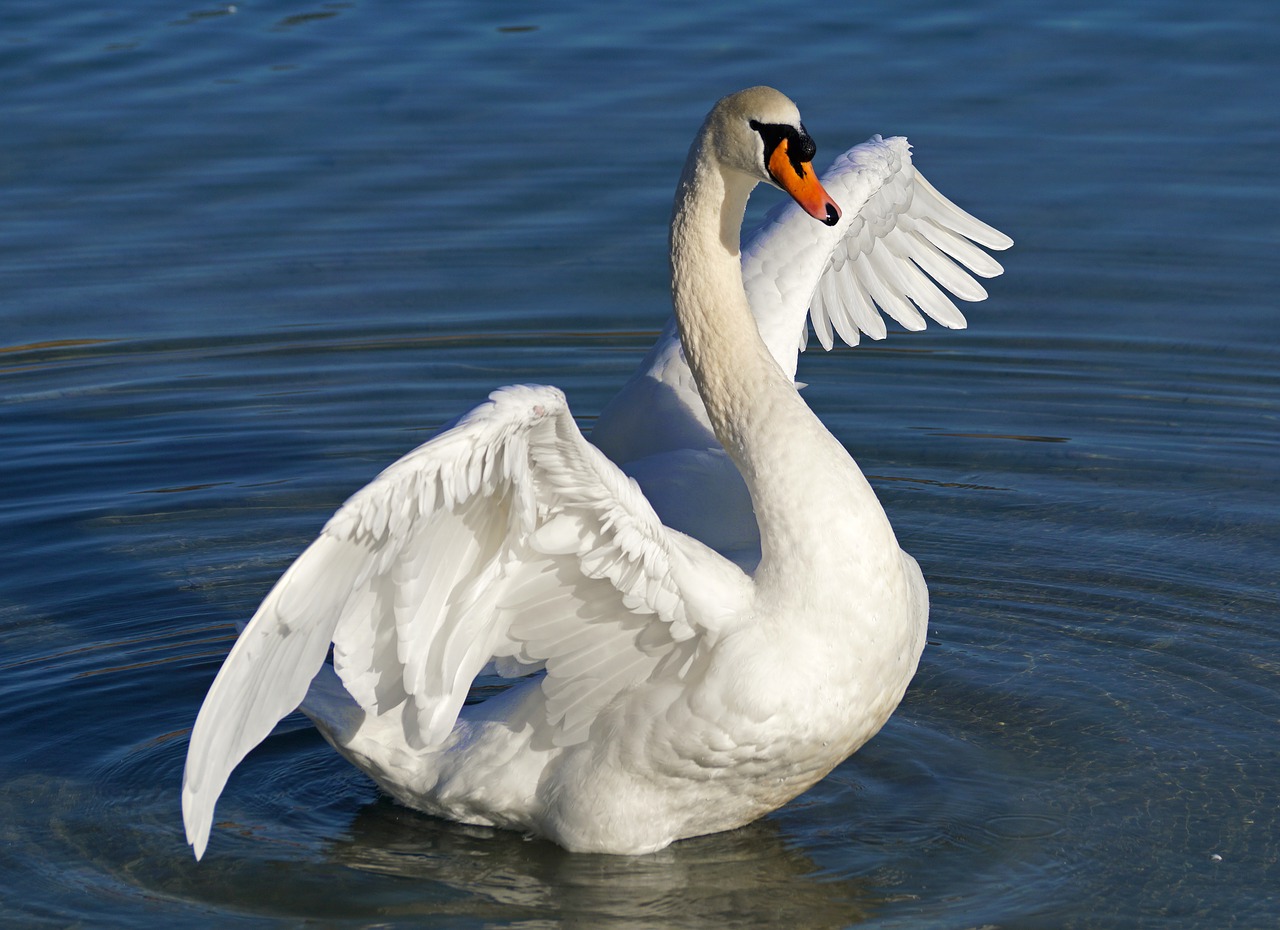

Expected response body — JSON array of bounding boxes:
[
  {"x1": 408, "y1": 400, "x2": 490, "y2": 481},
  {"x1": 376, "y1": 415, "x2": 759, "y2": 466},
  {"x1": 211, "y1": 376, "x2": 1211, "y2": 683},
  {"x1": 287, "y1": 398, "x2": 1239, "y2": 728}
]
[{"x1": 2, "y1": 0, "x2": 1277, "y2": 927}]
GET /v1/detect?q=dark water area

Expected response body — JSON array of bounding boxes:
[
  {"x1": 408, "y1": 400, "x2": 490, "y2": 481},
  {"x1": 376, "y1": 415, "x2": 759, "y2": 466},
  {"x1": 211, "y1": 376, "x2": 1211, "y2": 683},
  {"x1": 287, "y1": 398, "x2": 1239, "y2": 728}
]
[{"x1": 2, "y1": 1, "x2": 1277, "y2": 927}]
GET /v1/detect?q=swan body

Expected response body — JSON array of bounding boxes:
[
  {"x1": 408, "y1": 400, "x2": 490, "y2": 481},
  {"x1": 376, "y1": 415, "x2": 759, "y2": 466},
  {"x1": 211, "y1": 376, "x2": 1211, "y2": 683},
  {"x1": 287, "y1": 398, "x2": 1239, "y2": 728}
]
[{"x1": 182, "y1": 87, "x2": 1010, "y2": 859}]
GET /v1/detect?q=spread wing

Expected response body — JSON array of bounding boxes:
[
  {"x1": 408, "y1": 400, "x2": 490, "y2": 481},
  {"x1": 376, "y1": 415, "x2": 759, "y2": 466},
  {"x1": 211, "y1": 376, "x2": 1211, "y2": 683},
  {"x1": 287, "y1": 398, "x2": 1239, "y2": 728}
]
[
  {"x1": 182, "y1": 384, "x2": 749, "y2": 859},
  {"x1": 592, "y1": 136, "x2": 1011, "y2": 554},
  {"x1": 594, "y1": 135, "x2": 1012, "y2": 473},
  {"x1": 742, "y1": 134, "x2": 1013, "y2": 375}
]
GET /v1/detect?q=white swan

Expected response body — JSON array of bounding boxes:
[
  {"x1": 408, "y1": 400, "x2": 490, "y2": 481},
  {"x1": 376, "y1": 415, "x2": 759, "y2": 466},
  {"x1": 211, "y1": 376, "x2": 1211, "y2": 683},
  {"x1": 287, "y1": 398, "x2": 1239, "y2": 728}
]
[
  {"x1": 182, "y1": 87, "x2": 1011, "y2": 859},
  {"x1": 592, "y1": 131, "x2": 1011, "y2": 565}
]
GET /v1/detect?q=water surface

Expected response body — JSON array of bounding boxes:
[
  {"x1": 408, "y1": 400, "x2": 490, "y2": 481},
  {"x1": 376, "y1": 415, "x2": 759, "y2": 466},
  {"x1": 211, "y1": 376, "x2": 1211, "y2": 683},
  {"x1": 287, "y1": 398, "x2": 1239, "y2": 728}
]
[{"x1": 2, "y1": 1, "x2": 1277, "y2": 927}]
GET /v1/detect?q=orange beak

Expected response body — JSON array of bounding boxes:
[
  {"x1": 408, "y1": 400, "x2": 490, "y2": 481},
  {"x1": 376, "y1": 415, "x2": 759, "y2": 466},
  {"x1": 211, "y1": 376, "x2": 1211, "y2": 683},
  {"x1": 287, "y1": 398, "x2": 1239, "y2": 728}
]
[{"x1": 767, "y1": 139, "x2": 841, "y2": 226}]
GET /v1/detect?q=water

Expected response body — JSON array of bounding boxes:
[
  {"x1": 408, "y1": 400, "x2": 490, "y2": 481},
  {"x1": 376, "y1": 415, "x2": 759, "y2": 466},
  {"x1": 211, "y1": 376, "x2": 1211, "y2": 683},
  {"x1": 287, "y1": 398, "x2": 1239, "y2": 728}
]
[{"x1": 2, "y1": 0, "x2": 1277, "y2": 926}]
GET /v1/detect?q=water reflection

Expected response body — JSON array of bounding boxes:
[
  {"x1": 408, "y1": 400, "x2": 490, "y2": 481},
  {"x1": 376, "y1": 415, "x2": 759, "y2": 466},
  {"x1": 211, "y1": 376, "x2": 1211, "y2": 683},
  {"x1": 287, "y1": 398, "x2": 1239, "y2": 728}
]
[
  {"x1": 327, "y1": 801, "x2": 878, "y2": 929},
  {"x1": 10, "y1": 749, "x2": 879, "y2": 927}
]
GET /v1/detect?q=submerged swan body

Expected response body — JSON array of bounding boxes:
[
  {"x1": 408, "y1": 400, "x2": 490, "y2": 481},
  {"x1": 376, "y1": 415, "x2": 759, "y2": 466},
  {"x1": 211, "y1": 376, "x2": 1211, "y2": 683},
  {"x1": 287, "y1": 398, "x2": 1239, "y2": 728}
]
[{"x1": 182, "y1": 88, "x2": 1011, "y2": 858}]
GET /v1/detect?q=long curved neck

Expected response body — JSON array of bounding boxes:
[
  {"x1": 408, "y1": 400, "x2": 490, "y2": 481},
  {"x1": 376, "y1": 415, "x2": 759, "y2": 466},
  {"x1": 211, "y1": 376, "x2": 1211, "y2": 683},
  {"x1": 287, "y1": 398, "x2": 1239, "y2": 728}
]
[
  {"x1": 669, "y1": 132, "x2": 900, "y2": 589},
  {"x1": 668, "y1": 136, "x2": 776, "y2": 456}
]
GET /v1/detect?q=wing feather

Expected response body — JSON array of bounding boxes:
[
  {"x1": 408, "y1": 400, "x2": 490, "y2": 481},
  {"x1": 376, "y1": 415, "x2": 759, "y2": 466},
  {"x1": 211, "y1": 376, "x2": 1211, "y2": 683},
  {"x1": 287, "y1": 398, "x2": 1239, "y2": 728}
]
[
  {"x1": 183, "y1": 384, "x2": 749, "y2": 859},
  {"x1": 741, "y1": 134, "x2": 1012, "y2": 373},
  {"x1": 911, "y1": 170, "x2": 1014, "y2": 252},
  {"x1": 913, "y1": 216, "x2": 1005, "y2": 280},
  {"x1": 901, "y1": 228, "x2": 990, "y2": 301}
]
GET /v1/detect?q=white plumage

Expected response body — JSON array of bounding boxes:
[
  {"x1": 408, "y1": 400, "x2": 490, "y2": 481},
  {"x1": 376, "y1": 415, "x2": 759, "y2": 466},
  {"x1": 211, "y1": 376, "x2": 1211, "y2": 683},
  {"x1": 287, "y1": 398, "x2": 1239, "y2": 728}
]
[
  {"x1": 592, "y1": 133, "x2": 1011, "y2": 566},
  {"x1": 183, "y1": 88, "x2": 1011, "y2": 859}
]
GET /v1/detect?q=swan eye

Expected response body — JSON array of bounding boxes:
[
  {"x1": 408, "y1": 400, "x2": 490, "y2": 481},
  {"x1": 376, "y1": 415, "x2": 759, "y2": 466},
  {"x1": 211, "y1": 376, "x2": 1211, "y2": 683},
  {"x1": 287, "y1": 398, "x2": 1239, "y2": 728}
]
[{"x1": 749, "y1": 119, "x2": 817, "y2": 177}]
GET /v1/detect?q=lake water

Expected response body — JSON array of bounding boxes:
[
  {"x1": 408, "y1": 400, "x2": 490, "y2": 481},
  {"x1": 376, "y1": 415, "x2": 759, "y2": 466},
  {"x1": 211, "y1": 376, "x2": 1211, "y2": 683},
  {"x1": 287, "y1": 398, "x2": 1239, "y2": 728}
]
[{"x1": 2, "y1": 0, "x2": 1277, "y2": 926}]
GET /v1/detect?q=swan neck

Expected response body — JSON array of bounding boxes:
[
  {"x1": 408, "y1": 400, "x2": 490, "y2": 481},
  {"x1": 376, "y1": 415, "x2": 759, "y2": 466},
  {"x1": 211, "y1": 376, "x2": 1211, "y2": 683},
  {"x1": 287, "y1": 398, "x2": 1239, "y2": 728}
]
[
  {"x1": 668, "y1": 126, "x2": 902, "y2": 586},
  {"x1": 668, "y1": 136, "x2": 776, "y2": 456}
]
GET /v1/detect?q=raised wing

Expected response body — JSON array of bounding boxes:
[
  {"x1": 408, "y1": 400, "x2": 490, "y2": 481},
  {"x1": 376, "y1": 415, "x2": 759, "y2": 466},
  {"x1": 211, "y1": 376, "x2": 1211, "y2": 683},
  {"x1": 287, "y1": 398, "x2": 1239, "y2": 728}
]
[
  {"x1": 594, "y1": 135, "x2": 1012, "y2": 479},
  {"x1": 742, "y1": 134, "x2": 1013, "y2": 375},
  {"x1": 182, "y1": 384, "x2": 748, "y2": 859}
]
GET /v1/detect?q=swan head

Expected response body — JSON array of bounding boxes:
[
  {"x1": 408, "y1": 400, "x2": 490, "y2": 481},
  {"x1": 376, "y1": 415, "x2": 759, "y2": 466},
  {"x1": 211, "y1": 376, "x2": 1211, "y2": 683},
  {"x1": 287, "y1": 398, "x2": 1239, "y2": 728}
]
[{"x1": 705, "y1": 86, "x2": 841, "y2": 227}]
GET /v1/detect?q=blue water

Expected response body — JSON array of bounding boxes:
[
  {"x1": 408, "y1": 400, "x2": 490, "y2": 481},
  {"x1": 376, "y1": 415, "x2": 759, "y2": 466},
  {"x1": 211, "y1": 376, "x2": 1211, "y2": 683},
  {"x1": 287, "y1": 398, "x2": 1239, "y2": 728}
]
[{"x1": 2, "y1": 0, "x2": 1277, "y2": 926}]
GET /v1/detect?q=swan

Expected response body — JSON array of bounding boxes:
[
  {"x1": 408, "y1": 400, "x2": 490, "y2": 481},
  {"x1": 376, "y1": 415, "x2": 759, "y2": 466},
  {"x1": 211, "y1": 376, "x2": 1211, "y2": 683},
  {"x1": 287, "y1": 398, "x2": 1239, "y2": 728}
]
[{"x1": 182, "y1": 87, "x2": 1011, "y2": 859}]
